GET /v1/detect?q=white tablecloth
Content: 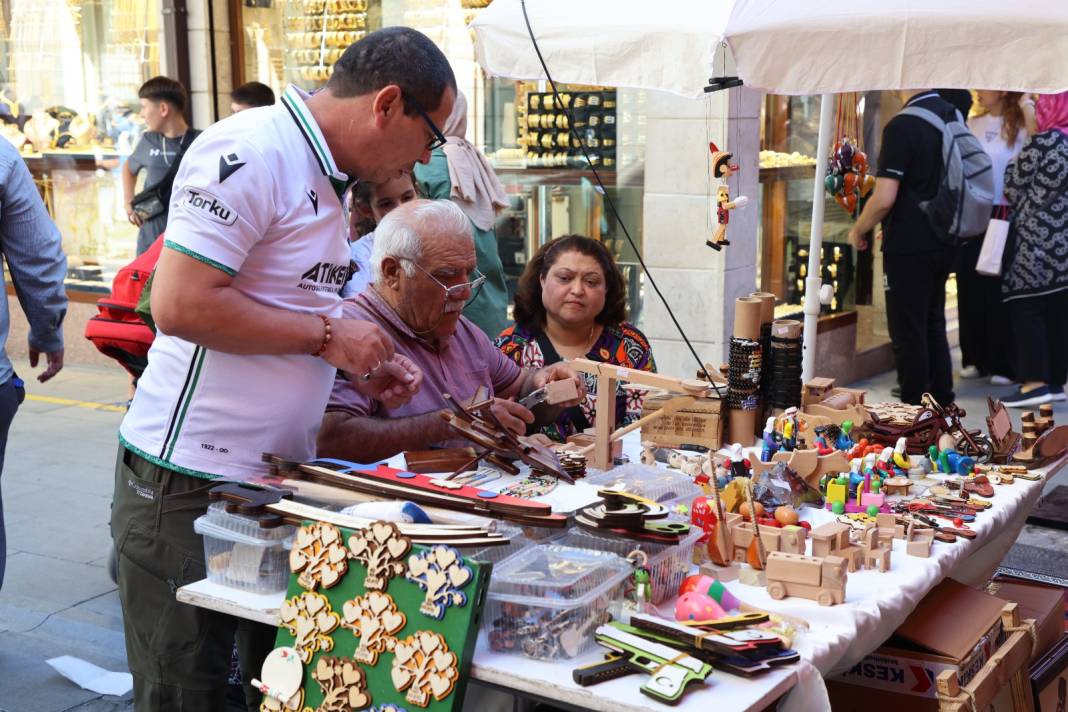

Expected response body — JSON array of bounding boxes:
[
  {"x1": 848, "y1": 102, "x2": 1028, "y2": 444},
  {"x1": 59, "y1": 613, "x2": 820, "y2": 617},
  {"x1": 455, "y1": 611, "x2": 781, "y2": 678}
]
[{"x1": 180, "y1": 437, "x2": 1063, "y2": 712}]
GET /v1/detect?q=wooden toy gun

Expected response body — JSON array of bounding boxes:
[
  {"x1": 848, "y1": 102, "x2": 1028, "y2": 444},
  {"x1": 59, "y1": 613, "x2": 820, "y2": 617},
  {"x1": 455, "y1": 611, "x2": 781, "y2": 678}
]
[{"x1": 574, "y1": 624, "x2": 711, "y2": 703}]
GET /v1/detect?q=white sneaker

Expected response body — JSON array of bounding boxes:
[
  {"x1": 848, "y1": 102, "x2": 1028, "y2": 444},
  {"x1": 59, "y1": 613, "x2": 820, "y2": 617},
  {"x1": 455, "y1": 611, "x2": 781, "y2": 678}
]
[
  {"x1": 958, "y1": 366, "x2": 983, "y2": 379},
  {"x1": 990, "y1": 375, "x2": 1014, "y2": 386},
  {"x1": 1052, "y1": 387, "x2": 1067, "y2": 402}
]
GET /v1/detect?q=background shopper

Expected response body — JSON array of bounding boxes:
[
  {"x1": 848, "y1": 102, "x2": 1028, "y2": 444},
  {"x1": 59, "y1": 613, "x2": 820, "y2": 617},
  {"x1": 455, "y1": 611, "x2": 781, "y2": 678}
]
[
  {"x1": 122, "y1": 76, "x2": 200, "y2": 255},
  {"x1": 0, "y1": 139, "x2": 67, "y2": 591},
  {"x1": 1000, "y1": 91, "x2": 1068, "y2": 407},
  {"x1": 848, "y1": 90, "x2": 958, "y2": 406},
  {"x1": 415, "y1": 90, "x2": 510, "y2": 338},
  {"x1": 957, "y1": 90, "x2": 1029, "y2": 385}
]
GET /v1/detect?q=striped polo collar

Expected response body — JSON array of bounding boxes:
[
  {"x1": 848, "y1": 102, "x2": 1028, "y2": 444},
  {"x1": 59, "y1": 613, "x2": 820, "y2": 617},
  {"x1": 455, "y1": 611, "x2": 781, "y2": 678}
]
[{"x1": 281, "y1": 84, "x2": 354, "y2": 198}]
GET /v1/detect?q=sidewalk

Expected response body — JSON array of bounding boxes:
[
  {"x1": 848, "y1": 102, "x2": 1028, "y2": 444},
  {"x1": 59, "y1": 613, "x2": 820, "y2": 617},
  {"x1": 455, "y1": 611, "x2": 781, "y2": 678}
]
[
  {"x1": 1, "y1": 355, "x2": 1066, "y2": 711},
  {"x1": 0, "y1": 359, "x2": 131, "y2": 712}
]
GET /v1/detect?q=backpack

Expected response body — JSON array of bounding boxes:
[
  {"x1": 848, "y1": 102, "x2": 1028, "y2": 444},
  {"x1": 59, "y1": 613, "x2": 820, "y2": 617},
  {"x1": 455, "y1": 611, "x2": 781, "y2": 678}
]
[
  {"x1": 900, "y1": 106, "x2": 995, "y2": 243},
  {"x1": 84, "y1": 236, "x2": 163, "y2": 378}
]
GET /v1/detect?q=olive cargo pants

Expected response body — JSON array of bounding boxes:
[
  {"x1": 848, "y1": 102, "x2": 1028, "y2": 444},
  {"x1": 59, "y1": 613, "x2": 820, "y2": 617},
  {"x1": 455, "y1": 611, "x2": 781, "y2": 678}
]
[{"x1": 111, "y1": 446, "x2": 276, "y2": 711}]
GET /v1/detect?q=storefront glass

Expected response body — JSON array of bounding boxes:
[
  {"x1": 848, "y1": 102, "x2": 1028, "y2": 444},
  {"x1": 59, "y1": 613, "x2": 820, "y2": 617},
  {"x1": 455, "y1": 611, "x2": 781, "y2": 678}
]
[
  {"x1": 236, "y1": 0, "x2": 647, "y2": 320},
  {"x1": 1, "y1": 0, "x2": 165, "y2": 291}
]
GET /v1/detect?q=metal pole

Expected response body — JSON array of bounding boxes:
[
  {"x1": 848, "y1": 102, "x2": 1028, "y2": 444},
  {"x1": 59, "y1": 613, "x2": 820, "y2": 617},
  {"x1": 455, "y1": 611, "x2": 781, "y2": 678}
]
[{"x1": 801, "y1": 93, "x2": 835, "y2": 383}]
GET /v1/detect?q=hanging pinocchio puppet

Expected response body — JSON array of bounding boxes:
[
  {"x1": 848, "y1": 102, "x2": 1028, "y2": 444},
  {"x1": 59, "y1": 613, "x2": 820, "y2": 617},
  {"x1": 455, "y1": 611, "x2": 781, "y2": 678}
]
[{"x1": 707, "y1": 142, "x2": 749, "y2": 251}]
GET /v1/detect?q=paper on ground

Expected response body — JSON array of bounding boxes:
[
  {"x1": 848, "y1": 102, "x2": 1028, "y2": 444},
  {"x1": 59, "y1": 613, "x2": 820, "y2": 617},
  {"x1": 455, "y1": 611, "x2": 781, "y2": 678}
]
[{"x1": 46, "y1": 655, "x2": 133, "y2": 696}]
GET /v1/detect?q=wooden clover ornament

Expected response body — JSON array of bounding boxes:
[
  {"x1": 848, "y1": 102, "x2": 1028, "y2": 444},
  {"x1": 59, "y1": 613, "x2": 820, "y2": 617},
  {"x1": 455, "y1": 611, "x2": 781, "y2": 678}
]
[
  {"x1": 347, "y1": 521, "x2": 411, "y2": 591},
  {"x1": 406, "y1": 546, "x2": 473, "y2": 620},
  {"x1": 340, "y1": 590, "x2": 407, "y2": 665},
  {"x1": 307, "y1": 656, "x2": 371, "y2": 712},
  {"x1": 278, "y1": 591, "x2": 341, "y2": 664},
  {"x1": 390, "y1": 631, "x2": 459, "y2": 708},
  {"x1": 290, "y1": 522, "x2": 349, "y2": 591}
]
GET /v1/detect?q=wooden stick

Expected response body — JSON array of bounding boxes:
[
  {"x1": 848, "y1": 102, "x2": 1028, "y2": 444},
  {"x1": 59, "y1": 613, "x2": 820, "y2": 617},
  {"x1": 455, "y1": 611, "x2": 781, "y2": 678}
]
[
  {"x1": 570, "y1": 358, "x2": 713, "y2": 396},
  {"x1": 575, "y1": 396, "x2": 697, "y2": 456},
  {"x1": 277, "y1": 478, "x2": 487, "y2": 527}
]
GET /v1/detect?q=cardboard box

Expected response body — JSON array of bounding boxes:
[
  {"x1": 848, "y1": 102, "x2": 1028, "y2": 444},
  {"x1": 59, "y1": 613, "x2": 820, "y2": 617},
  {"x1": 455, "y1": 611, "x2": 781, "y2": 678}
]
[
  {"x1": 827, "y1": 578, "x2": 1008, "y2": 711},
  {"x1": 640, "y1": 394, "x2": 722, "y2": 450},
  {"x1": 988, "y1": 576, "x2": 1066, "y2": 661}
]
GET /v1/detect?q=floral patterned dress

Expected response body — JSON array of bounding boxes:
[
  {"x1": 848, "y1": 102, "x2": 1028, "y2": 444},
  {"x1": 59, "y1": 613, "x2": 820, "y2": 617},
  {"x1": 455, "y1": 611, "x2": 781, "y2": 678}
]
[{"x1": 494, "y1": 322, "x2": 657, "y2": 441}]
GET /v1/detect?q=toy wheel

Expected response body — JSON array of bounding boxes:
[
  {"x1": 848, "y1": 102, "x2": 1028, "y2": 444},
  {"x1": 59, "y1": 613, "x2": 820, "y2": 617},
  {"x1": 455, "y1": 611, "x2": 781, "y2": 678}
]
[
  {"x1": 768, "y1": 582, "x2": 786, "y2": 600},
  {"x1": 817, "y1": 591, "x2": 834, "y2": 606},
  {"x1": 957, "y1": 433, "x2": 993, "y2": 463}
]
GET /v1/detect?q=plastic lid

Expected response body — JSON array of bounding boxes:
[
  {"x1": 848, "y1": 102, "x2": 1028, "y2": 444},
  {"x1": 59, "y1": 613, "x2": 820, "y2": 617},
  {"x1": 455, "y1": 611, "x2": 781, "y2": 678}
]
[
  {"x1": 487, "y1": 544, "x2": 630, "y2": 607},
  {"x1": 194, "y1": 502, "x2": 294, "y2": 546},
  {"x1": 586, "y1": 463, "x2": 701, "y2": 504}
]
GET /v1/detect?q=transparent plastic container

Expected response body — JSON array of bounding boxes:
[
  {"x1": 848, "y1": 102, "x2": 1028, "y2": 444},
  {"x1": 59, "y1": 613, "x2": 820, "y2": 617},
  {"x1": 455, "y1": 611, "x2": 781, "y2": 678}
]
[
  {"x1": 484, "y1": 544, "x2": 630, "y2": 660},
  {"x1": 194, "y1": 502, "x2": 294, "y2": 594},
  {"x1": 585, "y1": 463, "x2": 701, "y2": 510},
  {"x1": 554, "y1": 521, "x2": 701, "y2": 605}
]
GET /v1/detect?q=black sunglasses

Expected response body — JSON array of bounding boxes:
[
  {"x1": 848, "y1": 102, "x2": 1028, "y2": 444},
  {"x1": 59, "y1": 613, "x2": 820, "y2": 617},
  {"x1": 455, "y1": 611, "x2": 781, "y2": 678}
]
[{"x1": 403, "y1": 94, "x2": 448, "y2": 151}]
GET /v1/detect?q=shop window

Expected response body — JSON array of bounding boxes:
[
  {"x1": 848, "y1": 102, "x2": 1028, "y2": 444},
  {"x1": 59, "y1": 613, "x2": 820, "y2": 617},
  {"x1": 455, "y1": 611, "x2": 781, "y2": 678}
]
[{"x1": 0, "y1": 0, "x2": 165, "y2": 291}]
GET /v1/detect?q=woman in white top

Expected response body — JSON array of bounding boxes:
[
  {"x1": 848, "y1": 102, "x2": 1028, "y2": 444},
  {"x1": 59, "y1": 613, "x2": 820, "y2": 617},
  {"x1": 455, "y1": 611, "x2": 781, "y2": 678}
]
[
  {"x1": 956, "y1": 91, "x2": 1029, "y2": 385},
  {"x1": 342, "y1": 174, "x2": 419, "y2": 298}
]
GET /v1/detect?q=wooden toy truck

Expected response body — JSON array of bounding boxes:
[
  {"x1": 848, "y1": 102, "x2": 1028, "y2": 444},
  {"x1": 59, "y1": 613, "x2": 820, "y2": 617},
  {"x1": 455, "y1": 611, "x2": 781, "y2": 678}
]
[{"x1": 765, "y1": 552, "x2": 847, "y2": 606}]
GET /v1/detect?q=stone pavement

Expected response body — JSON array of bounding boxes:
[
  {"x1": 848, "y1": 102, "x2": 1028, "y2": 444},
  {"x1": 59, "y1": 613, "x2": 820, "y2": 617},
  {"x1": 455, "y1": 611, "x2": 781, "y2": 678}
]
[{"x1": 1, "y1": 354, "x2": 1066, "y2": 712}]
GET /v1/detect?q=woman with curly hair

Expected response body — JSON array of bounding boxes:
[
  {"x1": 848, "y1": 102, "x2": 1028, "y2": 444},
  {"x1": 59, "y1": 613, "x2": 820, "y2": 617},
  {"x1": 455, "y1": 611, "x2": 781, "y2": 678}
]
[{"x1": 495, "y1": 235, "x2": 655, "y2": 441}]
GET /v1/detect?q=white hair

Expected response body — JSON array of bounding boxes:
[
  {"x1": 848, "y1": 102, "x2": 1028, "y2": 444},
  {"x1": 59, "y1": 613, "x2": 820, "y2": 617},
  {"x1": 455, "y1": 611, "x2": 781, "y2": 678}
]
[{"x1": 370, "y1": 198, "x2": 472, "y2": 284}]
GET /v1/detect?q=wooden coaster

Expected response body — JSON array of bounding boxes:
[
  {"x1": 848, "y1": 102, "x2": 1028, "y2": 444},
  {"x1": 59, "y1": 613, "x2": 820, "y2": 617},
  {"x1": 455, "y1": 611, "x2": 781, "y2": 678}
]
[
  {"x1": 278, "y1": 591, "x2": 340, "y2": 664},
  {"x1": 308, "y1": 656, "x2": 371, "y2": 711},
  {"x1": 347, "y1": 521, "x2": 411, "y2": 591},
  {"x1": 407, "y1": 546, "x2": 473, "y2": 620},
  {"x1": 340, "y1": 591, "x2": 406, "y2": 665},
  {"x1": 289, "y1": 522, "x2": 349, "y2": 591},
  {"x1": 391, "y1": 631, "x2": 459, "y2": 708}
]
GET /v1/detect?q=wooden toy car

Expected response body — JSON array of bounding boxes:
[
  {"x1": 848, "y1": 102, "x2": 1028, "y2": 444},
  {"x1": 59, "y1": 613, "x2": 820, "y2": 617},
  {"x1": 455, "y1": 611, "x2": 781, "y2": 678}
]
[{"x1": 765, "y1": 552, "x2": 847, "y2": 606}]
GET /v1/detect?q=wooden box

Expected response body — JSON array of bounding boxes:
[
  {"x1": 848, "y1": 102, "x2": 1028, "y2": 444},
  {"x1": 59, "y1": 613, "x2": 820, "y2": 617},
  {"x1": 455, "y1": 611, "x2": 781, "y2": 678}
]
[{"x1": 639, "y1": 394, "x2": 723, "y2": 450}]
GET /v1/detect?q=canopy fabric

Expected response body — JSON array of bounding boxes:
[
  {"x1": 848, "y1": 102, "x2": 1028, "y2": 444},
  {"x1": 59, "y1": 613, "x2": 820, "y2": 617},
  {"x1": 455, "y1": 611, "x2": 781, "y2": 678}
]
[
  {"x1": 728, "y1": 0, "x2": 1068, "y2": 95},
  {"x1": 469, "y1": 0, "x2": 730, "y2": 99}
]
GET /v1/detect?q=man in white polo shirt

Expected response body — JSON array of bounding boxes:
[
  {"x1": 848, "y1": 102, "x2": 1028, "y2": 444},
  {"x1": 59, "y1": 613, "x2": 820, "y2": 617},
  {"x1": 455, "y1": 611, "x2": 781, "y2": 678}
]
[{"x1": 111, "y1": 27, "x2": 454, "y2": 711}]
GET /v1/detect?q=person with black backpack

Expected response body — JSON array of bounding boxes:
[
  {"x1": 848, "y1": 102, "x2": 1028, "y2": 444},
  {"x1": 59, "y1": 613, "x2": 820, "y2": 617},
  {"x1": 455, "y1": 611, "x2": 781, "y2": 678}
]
[
  {"x1": 122, "y1": 76, "x2": 200, "y2": 255},
  {"x1": 849, "y1": 89, "x2": 994, "y2": 406}
]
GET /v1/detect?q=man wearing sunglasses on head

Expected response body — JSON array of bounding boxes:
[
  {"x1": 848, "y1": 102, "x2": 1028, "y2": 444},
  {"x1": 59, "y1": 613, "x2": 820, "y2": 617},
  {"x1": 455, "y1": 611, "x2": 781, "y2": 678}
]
[
  {"x1": 112, "y1": 27, "x2": 454, "y2": 711},
  {"x1": 319, "y1": 199, "x2": 586, "y2": 462}
]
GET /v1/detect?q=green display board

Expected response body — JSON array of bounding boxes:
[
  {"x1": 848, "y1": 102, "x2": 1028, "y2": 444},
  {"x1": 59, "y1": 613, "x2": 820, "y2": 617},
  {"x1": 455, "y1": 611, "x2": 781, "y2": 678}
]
[{"x1": 272, "y1": 520, "x2": 491, "y2": 712}]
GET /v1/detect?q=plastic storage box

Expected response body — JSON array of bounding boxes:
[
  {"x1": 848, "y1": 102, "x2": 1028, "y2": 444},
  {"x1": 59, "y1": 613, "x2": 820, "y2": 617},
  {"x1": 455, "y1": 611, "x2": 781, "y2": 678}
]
[
  {"x1": 555, "y1": 522, "x2": 702, "y2": 605},
  {"x1": 194, "y1": 502, "x2": 295, "y2": 594},
  {"x1": 484, "y1": 544, "x2": 630, "y2": 661},
  {"x1": 585, "y1": 463, "x2": 701, "y2": 511}
]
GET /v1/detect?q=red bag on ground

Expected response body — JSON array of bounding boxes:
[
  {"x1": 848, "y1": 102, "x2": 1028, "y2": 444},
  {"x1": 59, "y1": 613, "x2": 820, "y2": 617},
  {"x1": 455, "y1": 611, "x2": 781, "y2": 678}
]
[{"x1": 84, "y1": 235, "x2": 163, "y2": 378}]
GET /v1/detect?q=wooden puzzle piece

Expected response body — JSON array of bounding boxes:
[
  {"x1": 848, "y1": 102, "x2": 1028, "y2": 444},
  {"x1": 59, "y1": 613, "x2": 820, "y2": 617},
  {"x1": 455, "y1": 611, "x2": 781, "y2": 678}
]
[
  {"x1": 308, "y1": 656, "x2": 371, "y2": 712},
  {"x1": 347, "y1": 521, "x2": 411, "y2": 591},
  {"x1": 340, "y1": 591, "x2": 407, "y2": 665},
  {"x1": 279, "y1": 592, "x2": 341, "y2": 664},
  {"x1": 390, "y1": 631, "x2": 459, "y2": 708},
  {"x1": 406, "y1": 546, "x2": 473, "y2": 620},
  {"x1": 254, "y1": 646, "x2": 304, "y2": 712},
  {"x1": 289, "y1": 522, "x2": 349, "y2": 591}
]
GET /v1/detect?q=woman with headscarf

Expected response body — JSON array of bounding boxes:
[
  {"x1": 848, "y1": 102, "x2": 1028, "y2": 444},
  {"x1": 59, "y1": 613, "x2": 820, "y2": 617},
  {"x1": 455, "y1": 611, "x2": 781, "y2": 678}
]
[
  {"x1": 999, "y1": 91, "x2": 1068, "y2": 408},
  {"x1": 414, "y1": 90, "x2": 510, "y2": 338}
]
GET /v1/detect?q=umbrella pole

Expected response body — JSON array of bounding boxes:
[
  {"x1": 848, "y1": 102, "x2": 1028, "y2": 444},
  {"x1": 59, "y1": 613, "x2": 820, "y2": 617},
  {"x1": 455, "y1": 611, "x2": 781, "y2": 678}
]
[{"x1": 801, "y1": 93, "x2": 835, "y2": 383}]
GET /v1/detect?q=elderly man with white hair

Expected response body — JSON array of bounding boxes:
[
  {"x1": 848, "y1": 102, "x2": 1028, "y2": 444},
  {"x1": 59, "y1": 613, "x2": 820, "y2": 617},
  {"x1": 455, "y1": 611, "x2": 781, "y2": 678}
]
[{"x1": 319, "y1": 198, "x2": 584, "y2": 461}]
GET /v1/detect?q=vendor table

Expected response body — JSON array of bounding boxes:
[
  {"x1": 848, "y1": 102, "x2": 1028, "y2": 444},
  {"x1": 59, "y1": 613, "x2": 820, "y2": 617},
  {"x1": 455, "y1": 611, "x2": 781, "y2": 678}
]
[{"x1": 177, "y1": 439, "x2": 1067, "y2": 712}]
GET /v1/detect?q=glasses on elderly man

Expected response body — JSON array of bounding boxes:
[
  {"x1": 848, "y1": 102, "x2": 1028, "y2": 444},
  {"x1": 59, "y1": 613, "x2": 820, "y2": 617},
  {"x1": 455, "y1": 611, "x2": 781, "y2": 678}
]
[
  {"x1": 403, "y1": 93, "x2": 448, "y2": 152},
  {"x1": 403, "y1": 259, "x2": 487, "y2": 302}
]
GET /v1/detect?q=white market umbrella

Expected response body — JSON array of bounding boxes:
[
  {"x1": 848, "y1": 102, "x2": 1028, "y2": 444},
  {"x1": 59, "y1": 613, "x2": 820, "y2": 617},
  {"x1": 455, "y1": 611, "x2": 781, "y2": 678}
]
[
  {"x1": 471, "y1": 0, "x2": 1068, "y2": 380},
  {"x1": 470, "y1": 0, "x2": 730, "y2": 99}
]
